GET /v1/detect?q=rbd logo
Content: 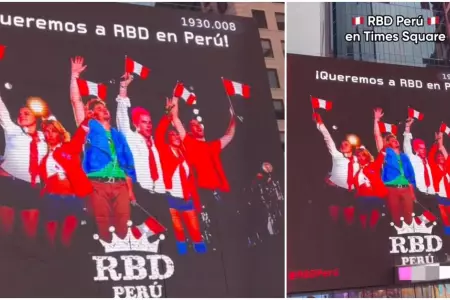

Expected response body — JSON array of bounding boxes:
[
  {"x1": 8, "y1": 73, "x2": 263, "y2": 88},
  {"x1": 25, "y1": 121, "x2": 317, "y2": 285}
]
[
  {"x1": 92, "y1": 221, "x2": 174, "y2": 298},
  {"x1": 389, "y1": 213, "x2": 442, "y2": 266}
]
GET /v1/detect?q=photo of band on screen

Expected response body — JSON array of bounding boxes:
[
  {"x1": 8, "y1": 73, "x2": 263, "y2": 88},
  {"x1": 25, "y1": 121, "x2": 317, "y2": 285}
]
[
  {"x1": 311, "y1": 96, "x2": 450, "y2": 233},
  {"x1": 0, "y1": 49, "x2": 284, "y2": 255}
]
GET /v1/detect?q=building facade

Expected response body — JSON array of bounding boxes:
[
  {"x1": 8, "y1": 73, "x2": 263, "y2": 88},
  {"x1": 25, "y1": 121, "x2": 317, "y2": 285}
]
[
  {"x1": 288, "y1": 2, "x2": 450, "y2": 69},
  {"x1": 226, "y1": 2, "x2": 285, "y2": 148}
]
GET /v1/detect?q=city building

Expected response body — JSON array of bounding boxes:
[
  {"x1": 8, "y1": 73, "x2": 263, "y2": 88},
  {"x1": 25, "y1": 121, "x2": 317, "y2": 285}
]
[
  {"x1": 288, "y1": 2, "x2": 450, "y2": 68},
  {"x1": 128, "y1": 2, "x2": 285, "y2": 149},
  {"x1": 226, "y1": 2, "x2": 285, "y2": 149}
]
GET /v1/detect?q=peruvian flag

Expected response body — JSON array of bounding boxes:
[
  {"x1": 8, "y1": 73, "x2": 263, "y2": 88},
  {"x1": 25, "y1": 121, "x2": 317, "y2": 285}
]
[
  {"x1": 0, "y1": 45, "x2": 6, "y2": 60},
  {"x1": 352, "y1": 16, "x2": 364, "y2": 25},
  {"x1": 441, "y1": 123, "x2": 450, "y2": 136},
  {"x1": 131, "y1": 216, "x2": 166, "y2": 239},
  {"x1": 378, "y1": 122, "x2": 398, "y2": 135},
  {"x1": 76, "y1": 79, "x2": 107, "y2": 100},
  {"x1": 173, "y1": 82, "x2": 197, "y2": 105},
  {"x1": 428, "y1": 16, "x2": 439, "y2": 25},
  {"x1": 408, "y1": 108, "x2": 424, "y2": 120},
  {"x1": 222, "y1": 78, "x2": 250, "y2": 98},
  {"x1": 311, "y1": 97, "x2": 332, "y2": 111},
  {"x1": 414, "y1": 211, "x2": 437, "y2": 225},
  {"x1": 125, "y1": 57, "x2": 150, "y2": 79}
]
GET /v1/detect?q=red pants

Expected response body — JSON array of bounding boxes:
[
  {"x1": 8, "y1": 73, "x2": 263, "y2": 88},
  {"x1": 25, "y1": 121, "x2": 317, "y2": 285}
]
[
  {"x1": 169, "y1": 208, "x2": 202, "y2": 243},
  {"x1": 88, "y1": 181, "x2": 130, "y2": 242},
  {"x1": 386, "y1": 186, "x2": 415, "y2": 226}
]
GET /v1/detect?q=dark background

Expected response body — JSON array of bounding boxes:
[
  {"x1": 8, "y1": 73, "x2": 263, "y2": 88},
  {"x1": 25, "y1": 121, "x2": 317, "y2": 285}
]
[
  {"x1": 287, "y1": 54, "x2": 450, "y2": 294},
  {"x1": 0, "y1": 3, "x2": 284, "y2": 297}
]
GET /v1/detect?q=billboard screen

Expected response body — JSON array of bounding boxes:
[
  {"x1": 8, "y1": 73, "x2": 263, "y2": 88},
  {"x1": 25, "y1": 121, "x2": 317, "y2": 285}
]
[
  {"x1": 0, "y1": 3, "x2": 285, "y2": 297},
  {"x1": 287, "y1": 54, "x2": 450, "y2": 294}
]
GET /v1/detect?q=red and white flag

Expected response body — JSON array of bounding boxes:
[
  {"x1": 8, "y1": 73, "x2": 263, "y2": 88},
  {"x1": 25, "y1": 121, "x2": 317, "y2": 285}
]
[
  {"x1": 414, "y1": 211, "x2": 437, "y2": 225},
  {"x1": 352, "y1": 16, "x2": 364, "y2": 25},
  {"x1": 311, "y1": 97, "x2": 332, "y2": 111},
  {"x1": 378, "y1": 122, "x2": 397, "y2": 135},
  {"x1": 125, "y1": 57, "x2": 150, "y2": 79},
  {"x1": 76, "y1": 79, "x2": 107, "y2": 100},
  {"x1": 408, "y1": 108, "x2": 424, "y2": 120},
  {"x1": 173, "y1": 82, "x2": 197, "y2": 105},
  {"x1": 428, "y1": 17, "x2": 439, "y2": 25},
  {"x1": 131, "y1": 216, "x2": 166, "y2": 239},
  {"x1": 222, "y1": 78, "x2": 250, "y2": 98},
  {"x1": 441, "y1": 123, "x2": 450, "y2": 136},
  {"x1": 0, "y1": 45, "x2": 6, "y2": 60}
]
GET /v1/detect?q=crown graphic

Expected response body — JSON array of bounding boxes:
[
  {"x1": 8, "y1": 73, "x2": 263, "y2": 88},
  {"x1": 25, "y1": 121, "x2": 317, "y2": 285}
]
[
  {"x1": 390, "y1": 213, "x2": 437, "y2": 235},
  {"x1": 93, "y1": 220, "x2": 165, "y2": 253}
]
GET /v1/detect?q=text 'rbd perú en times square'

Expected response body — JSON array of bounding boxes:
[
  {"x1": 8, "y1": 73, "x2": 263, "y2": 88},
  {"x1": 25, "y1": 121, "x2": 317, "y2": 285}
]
[{"x1": 347, "y1": 15, "x2": 446, "y2": 44}]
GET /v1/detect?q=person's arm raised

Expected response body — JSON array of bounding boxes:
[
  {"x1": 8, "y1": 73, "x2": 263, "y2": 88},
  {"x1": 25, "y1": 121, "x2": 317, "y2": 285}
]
[{"x1": 70, "y1": 56, "x2": 87, "y2": 127}]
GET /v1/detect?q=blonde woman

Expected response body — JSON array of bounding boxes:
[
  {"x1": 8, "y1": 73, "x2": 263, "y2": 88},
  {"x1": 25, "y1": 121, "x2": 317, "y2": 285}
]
[
  {"x1": 352, "y1": 147, "x2": 387, "y2": 229},
  {"x1": 39, "y1": 115, "x2": 92, "y2": 247}
]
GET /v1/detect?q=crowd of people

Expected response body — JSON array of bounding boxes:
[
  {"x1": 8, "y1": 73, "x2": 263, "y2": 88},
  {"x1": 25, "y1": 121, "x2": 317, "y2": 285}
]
[
  {"x1": 0, "y1": 56, "x2": 238, "y2": 255},
  {"x1": 314, "y1": 107, "x2": 449, "y2": 233}
]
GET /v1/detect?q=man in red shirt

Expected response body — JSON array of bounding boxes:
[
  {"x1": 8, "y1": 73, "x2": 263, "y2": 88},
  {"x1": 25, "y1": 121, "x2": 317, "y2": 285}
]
[
  {"x1": 171, "y1": 98, "x2": 236, "y2": 194},
  {"x1": 170, "y1": 96, "x2": 236, "y2": 246}
]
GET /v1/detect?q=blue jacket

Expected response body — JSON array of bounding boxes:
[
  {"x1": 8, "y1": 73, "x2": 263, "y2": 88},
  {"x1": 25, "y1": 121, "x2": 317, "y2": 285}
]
[
  {"x1": 83, "y1": 119, "x2": 136, "y2": 182},
  {"x1": 382, "y1": 148, "x2": 416, "y2": 187}
]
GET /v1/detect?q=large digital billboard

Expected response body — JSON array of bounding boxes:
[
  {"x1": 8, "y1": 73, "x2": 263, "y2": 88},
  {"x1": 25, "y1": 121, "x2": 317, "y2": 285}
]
[
  {"x1": 287, "y1": 54, "x2": 450, "y2": 294},
  {"x1": 0, "y1": 3, "x2": 284, "y2": 297}
]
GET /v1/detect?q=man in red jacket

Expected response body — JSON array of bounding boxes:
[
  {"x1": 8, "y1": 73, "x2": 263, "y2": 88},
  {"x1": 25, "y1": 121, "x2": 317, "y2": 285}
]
[
  {"x1": 154, "y1": 98, "x2": 205, "y2": 255},
  {"x1": 171, "y1": 98, "x2": 236, "y2": 198},
  {"x1": 170, "y1": 96, "x2": 236, "y2": 247}
]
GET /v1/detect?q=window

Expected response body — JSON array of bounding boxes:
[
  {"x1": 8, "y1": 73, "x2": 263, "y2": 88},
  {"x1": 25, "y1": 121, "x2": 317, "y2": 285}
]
[
  {"x1": 275, "y1": 13, "x2": 285, "y2": 31},
  {"x1": 267, "y1": 69, "x2": 280, "y2": 89},
  {"x1": 252, "y1": 9, "x2": 267, "y2": 29},
  {"x1": 273, "y1": 99, "x2": 284, "y2": 120},
  {"x1": 281, "y1": 40, "x2": 285, "y2": 56},
  {"x1": 261, "y1": 39, "x2": 274, "y2": 58}
]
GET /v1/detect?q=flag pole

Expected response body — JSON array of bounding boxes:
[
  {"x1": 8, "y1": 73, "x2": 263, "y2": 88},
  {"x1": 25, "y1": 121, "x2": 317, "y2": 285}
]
[
  {"x1": 132, "y1": 201, "x2": 167, "y2": 231},
  {"x1": 310, "y1": 95, "x2": 316, "y2": 120},
  {"x1": 124, "y1": 55, "x2": 127, "y2": 75},
  {"x1": 221, "y1": 77, "x2": 243, "y2": 122}
]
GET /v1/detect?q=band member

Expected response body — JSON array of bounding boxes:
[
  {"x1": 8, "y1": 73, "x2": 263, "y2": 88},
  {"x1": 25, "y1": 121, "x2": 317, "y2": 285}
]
[
  {"x1": 313, "y1": 113, "x2": 359, "y2": 225},
  {"x1": 155, "y1": 98, "x2": 205, "y2": 255},
  {"x1": 247, "y1": 162, "x2": 284, "y2": 245},
  {"x1": 115, "y1": 72, "x2": 167, "y2": 237},
  {"x1": 403, "y1": 118, "x2": 439, "y2": 219},
  {"x1": 374, "y1": 108, "x2": 416, "y2": 226},
  {"x1": 39, "y1": 115, "x2": 92, "y2": 247},
  {"x1": 171, "y1": 97, "x2": 236, "y2": 197},
  {"x1": 69, "y1": 56, "x2": 136, "y2": 241},
  {"x1": 352, "y1": 147, "x2": 387, "y2": 230},
  {"x1": 171, "y1": 96, "x2": 235, "y2": 247},
  {"x1": 428, "y1": 132, "x2": 450, "y2": 234},
  {"x1": 116, "y1": 73, "x2": 165, "y2": 194},
  {"x1": 0, "y1": 95, "x2": 47, "y2": 239}
]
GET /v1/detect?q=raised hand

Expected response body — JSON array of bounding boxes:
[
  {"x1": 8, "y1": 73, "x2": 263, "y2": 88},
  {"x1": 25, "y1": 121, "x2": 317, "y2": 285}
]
[
  {"x1": 312, "y1": 112, "x2": 323, "y2": 124},
  {"x1": 405, "y1": 117, "x2": 414, "y2": 127},
  {"x1": 374, "y1": 107, "x2": 384, "y2": 121},
  {"x1": 120, "y1": 72, "x2": 133, "y2": 88},
  {"x1": 71, "y1": 56, "x2": 87, "y2": 76},
  {"x1": 165, "y1": 97, "x2": 174, "y2": 115}
]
